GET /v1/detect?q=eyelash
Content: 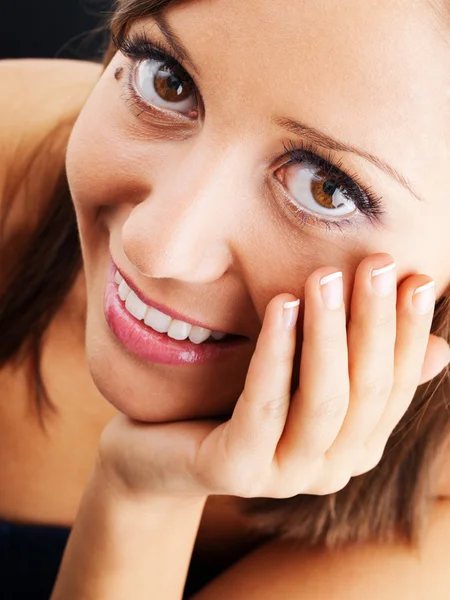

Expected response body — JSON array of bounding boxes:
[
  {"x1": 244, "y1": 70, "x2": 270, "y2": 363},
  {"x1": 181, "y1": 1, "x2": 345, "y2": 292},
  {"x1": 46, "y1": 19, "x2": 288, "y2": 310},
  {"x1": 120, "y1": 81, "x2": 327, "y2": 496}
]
[
  {"x1": 280, "y1": 140, "x2": 386, "y2": 232},
  {"x1": 115, "y1": 33, "x2": 386, "y2": 233},
  {"x1": 115, "y1": 32, "x2": 198, "y2": 96}
]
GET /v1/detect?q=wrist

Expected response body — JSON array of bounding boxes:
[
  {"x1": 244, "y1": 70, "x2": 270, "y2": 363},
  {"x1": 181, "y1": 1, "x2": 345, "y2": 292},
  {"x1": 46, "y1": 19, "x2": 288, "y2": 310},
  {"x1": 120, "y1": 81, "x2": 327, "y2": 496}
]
[
  {"x1": 51, "y1": 455, "x2": 207, "y2": 600},
  {"x1": 92, "y1": 452, "x2": 209, "y2": 510}
]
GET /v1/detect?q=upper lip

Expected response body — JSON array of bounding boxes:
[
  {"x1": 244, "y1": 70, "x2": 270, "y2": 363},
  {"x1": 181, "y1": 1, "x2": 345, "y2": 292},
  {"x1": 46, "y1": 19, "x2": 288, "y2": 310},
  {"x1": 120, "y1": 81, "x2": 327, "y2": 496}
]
[{"x1": 115, "y1": 265, "x2": 242, "y2": 336}]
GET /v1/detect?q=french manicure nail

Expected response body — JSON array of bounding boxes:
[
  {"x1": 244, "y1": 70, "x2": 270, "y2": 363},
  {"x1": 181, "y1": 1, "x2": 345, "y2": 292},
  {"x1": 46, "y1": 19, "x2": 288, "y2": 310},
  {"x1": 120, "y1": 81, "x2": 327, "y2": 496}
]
[
  {"x1": 319, "y1": 272, "x2": 343, "y2": 310},
  {"x1": 371, "y1": 262, "x2": 396, "y2": 297},
  {"x1": 283, "y1": 299, "x2": 300, "y2": 331},
  {"x1": 412, "y1": 281, "x2": 435, "y2": 314}
]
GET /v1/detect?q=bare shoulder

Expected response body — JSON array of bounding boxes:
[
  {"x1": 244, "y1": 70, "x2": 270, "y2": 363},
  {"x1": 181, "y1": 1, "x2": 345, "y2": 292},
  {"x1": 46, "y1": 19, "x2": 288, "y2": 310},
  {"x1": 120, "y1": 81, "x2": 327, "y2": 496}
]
[
  {"x1": 191, "y1": 500, "x2": 450, "y2": 600},
  {"x1": 0, "y1": 58, "x2": 102, "y2": 247},
  {"x1": 0, "y1": 58, "x2": 102, "y2": 150},
  {"x1": 0, "y1": 57, "x2": 102, "y2": 115}
]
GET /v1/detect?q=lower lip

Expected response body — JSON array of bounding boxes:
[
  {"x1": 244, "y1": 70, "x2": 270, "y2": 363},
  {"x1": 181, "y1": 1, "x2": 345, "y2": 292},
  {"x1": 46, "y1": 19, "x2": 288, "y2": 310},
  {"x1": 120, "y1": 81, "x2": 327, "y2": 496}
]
[{"x1": 104, "y1": 261, "x2": 247, "y2": 366}]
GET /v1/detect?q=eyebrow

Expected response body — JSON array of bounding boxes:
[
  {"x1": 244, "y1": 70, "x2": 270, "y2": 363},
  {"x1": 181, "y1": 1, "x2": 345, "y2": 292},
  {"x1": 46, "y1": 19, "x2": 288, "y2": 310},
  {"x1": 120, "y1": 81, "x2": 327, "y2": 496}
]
[
  {"x1": 153, "y1": 12, "x2": 201, "y2": 78},
  {"x1": 274, "y1": 117, "x2": 424, "y2": 202},
  {"x1": 152, "y1": 16, "x2": 423, "y2": 203}
]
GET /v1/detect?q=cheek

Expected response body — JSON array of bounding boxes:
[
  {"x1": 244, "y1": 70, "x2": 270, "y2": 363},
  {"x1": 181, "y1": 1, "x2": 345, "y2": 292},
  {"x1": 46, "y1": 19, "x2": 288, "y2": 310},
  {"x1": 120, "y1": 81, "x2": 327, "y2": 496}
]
[
  {"x1": 66, "y1": 70, "x2": 173, "y2": 217},
  {"x1": 373, "y1": 200, "x2": 450, "y2": 296},
  {"x1": 417, "y1": 199, "x2": 450, "y2": 294},
  {"x1": 240, "y1": 221, "x2": 356, "y2": 319},
  {"x1": 243, "y1": 207, "x2": 449, "y2": 322},
  {"x1": 66, "y1": 112, "x2": 148, "y2": 214}
]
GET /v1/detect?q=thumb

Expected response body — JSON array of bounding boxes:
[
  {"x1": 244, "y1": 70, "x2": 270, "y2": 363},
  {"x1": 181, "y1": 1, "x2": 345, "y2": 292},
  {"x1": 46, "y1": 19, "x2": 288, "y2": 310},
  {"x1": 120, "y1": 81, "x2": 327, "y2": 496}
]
[{"x1": 419, "y1": 334, "x2": 450, "y2": 385}]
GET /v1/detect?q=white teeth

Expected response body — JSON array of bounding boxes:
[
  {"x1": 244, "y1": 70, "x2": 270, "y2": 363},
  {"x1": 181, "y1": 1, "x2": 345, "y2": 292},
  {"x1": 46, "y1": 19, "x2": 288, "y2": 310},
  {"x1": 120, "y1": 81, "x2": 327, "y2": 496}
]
[
  {"x1": 168, "y1": 319, "x2": 192, "y2": 341},
  {"x1": 144, "y1": 307, "x2": 172, "y2": 333},
  {"x1": 211, "y1": 331, "x2": 227, "y2": 340},
  {"x1": 115, "y1": 269, "x2": 228, "y2": 344},
  {"x1": 125, "y1": 290, "x2": 147, "y2": 321},
  {"x1": 118, "y1": 280, "x2": 131, "y2": 301},
  {"x1": 189, "y1": 326, "x2": 212, "y2": 344}
]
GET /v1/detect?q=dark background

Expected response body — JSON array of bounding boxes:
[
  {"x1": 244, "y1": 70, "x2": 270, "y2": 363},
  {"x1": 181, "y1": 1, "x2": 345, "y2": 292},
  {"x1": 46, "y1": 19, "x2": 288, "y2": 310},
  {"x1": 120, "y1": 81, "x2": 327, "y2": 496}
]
[{"x1": 0, "y1": 0, "x2": 114, "y2": 60}]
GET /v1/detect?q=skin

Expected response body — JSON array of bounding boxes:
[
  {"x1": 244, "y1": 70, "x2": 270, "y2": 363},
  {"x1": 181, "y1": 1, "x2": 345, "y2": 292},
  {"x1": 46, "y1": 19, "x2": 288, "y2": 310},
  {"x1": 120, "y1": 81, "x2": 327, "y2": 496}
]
[
  {"x1": 5, "y1": 3, "x2": 450, "y2": 594},
  {"x1": 66, "y1": 0, "x2": 450, "y2": 429},
  {"x1": 2, "y1": 0, "x2": 450, "y2": 597}
]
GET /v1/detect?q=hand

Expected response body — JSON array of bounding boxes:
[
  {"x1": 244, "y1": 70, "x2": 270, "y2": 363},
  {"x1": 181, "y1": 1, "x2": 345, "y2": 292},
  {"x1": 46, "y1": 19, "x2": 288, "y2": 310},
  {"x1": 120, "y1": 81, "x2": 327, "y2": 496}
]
[{"x1": 98, "y1": 254, "x2": 450, "y2": 500}]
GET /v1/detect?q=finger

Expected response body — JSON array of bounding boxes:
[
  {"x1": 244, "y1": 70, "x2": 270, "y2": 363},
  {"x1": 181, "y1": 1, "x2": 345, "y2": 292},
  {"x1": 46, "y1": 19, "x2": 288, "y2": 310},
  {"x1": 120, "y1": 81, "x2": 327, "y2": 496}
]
[
  {"x1": 278, "y1": 267, "x2": 349, "y2": 464},
  {"x1": 419, "y1": 334, "x2": 450, "y2": 384},
  {"x1": 327, "y1": 254, "x2": 397, "y2": 459},
  {"x1": 363, "y1": 276, "x2": 436, "y2": 458},
  {"x1": 222, "y1": 294, "x2": 300, "y2": 469}
]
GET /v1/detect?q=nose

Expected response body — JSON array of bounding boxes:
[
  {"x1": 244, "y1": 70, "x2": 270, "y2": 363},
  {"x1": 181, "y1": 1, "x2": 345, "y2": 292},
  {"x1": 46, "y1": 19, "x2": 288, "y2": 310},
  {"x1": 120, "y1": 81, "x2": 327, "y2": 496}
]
[{"x1": 121, "y1": 143, "x2": 249, "y2": 283}]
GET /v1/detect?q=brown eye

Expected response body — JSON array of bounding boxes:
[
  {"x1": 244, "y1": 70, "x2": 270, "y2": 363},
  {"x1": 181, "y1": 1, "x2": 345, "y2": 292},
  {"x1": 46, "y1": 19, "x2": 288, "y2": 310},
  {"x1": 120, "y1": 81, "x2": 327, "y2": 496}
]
[
  {"x1": 280, "y1": 163, "x2": 357, "y2": 217},
  {"x1": 311, "y1": 172, "x2": 342, "y2": 209},
  {"x1": 134, "y1": 58, "x2": 197, "y2": 114},
  {"x1": 154, "y1": 67, "x2": 191, "y2": 103}
]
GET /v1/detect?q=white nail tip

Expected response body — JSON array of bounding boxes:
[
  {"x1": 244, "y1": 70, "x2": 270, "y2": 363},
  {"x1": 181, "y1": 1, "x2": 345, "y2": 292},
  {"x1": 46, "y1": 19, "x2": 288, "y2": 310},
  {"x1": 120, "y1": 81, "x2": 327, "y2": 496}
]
[
  {"x1": 320, "y1": 272, "x2": 343, "y2": 286},
  {"x1": 283, "y1": 299, "x2": 300, "y2": 309},
  {"x1": 413, "y1": 281, "x2": 435, "y2": 295},
  {"x1": 372, "y1": 262, "x2": 396, "y2": 277}
]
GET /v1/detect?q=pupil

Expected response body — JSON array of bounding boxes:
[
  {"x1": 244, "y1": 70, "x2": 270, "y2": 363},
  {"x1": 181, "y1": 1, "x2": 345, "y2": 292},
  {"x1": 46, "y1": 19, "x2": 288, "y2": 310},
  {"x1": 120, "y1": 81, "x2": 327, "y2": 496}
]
[
  {"x1": 153, "y1": 66, "x2": 191, "y2": 103},
  {"x1": 323, "y1": 180, "x2": 338, "y2": 196},
  {"x1": 167, "y1": 74, "x2": 181, "y2": 92}
]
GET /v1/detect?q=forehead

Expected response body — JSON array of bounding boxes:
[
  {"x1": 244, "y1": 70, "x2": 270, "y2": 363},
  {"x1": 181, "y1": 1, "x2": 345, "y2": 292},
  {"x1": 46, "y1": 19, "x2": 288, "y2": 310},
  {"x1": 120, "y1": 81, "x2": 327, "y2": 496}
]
[
  {"x1": 140, "y1": 0, "x2": 450, "y2": 198},
  {"x1": 161, "y1": 0, "x2": 445, "y2": 123}
]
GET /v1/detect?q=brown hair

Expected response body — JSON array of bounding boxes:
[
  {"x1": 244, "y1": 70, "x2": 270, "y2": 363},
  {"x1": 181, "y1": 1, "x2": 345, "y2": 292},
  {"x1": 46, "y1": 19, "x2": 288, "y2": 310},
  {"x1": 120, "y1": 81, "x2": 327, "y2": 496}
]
[{"x1": 1, "y1": 0, "x2": 449, "y2": 549}]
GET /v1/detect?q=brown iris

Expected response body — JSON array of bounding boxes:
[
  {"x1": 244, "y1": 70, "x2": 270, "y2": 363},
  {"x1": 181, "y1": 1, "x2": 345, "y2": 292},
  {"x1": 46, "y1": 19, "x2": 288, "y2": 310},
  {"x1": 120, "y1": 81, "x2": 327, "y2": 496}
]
[
  {"x1": 310, "y1": 171, "x2": 339, "y2": 209},
  {"x1": 154, "y1": 67, "x2": 191, "y2": 103}
]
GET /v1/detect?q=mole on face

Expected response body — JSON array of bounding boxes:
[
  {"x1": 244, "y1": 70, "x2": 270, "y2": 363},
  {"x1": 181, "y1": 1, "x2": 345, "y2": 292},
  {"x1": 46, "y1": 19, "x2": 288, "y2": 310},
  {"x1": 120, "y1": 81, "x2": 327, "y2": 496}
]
[{"x1": 114, "y1": 67, "x2": 124, "y2": 81}]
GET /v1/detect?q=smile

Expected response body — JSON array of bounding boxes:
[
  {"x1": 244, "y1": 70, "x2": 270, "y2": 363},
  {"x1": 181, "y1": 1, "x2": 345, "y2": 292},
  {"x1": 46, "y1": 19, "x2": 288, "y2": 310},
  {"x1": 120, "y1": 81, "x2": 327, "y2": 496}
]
[
  {"x1": 115, "y1": 270, "x2": 228, "y2": 345},
  {"x1": 103, "y1": 259, "x2": 247, "y2": 366}
]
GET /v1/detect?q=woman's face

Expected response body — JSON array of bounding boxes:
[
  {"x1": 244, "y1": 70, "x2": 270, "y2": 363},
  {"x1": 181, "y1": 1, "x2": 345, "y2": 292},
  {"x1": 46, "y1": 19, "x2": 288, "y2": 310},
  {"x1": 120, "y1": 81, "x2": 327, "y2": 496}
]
[{"x1": 66, "y1": 0, "x2": 450, "y2": 422}]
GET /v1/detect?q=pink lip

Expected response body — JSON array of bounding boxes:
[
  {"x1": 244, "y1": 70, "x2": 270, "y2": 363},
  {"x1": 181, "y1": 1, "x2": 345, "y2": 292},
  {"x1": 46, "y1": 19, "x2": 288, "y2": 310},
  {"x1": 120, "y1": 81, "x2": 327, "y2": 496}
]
[{"x1": 104, "y1": 260, "x2": 248, "y2": 366}]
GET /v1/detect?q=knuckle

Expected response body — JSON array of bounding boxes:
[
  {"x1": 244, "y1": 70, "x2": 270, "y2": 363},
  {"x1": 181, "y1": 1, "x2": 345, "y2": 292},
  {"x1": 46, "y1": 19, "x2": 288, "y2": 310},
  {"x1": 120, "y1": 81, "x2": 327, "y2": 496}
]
[
  {"x1": 312, "y1": 392, "x2": 349, "y2": 422},
  {"x1": 373, "y1": 312, "x2": 395, "y2": 330},
  {"x1": 411, "y1": 328, "x2": 430, "y2": 344},
  {"x1": 268, "y1": 482, "x2": 302, "y2": 499},
  {"x1": 275, "y1": 347, "x2": 295, "y2": 365},
  {"x1": 356, "y1": 378, "x2": 393, "y2": 403},
  {"x1": 392, "y1": 380, "x2": 417, "y2": 401},
  {"x1": 353, "y1": 447, "x2": 385, "y2": 476},
  {"x1": 204, "y1": 442, "x2": 270, "y2": 497},
  {"x1": 224, "y1": 465, "x2": 266, "y2": 498},
  {"x1": 312, "y1": 470, "x2": 353, "y2": 495},
  {"x1": 321, "y1": 333, "x2": 343, "y2": 351},
  {"x1": 261, "y1": 394, "x2": 290, "y2": 419},
  {"x1": 403, "y1": 318, "x2": 430, "y2": 342}
]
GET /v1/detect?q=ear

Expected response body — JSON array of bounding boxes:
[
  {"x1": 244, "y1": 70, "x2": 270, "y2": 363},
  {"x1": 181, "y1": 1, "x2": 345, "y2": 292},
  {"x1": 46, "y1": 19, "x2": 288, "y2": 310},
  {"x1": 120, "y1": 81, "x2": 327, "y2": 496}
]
[{"x1": 419, "y1": 334, "x2": 450, "y2": 385}]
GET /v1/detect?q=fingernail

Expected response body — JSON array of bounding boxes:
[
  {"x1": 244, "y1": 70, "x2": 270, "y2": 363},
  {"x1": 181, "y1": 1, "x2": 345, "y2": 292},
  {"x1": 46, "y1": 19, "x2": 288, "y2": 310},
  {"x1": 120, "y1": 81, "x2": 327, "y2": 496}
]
[
  {"x1": 283, "y1": 299, "x2": 300, "y2": 331},
  {"x1": 371, "y1": 262, "x2": 396, "y2": 297},
  {"x1": 319, "y1": 272, "x2": 343, "y2": 310},
  {"x1": 412, "y1": 281, "x2": 435, "y2": 314}
]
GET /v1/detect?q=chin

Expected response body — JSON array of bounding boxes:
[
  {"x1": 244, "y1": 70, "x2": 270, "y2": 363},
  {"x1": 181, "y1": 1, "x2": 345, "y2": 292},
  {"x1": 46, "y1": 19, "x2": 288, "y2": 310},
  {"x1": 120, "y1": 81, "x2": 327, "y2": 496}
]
[{"x1": 83, "y1": 283, "x2": 250, "y2": 423}]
